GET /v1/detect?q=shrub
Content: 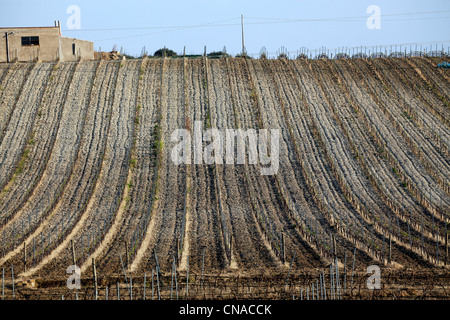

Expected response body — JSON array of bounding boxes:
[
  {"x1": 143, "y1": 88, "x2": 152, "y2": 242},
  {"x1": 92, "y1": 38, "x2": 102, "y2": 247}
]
[
  {"x1": 154, "y1": 47, "x2": 177, "y2": 57},
  {"x1": 207, "y1": 51, "x2": 229, "y2": 58}
]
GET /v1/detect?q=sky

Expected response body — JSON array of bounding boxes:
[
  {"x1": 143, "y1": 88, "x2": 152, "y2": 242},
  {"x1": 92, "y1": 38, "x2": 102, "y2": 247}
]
[{"x1": 1, "y1": 0, "x2": 449, "y2": 57}]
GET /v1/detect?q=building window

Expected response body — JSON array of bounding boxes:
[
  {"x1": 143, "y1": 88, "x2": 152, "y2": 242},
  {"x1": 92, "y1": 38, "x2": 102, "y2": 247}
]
[{"x1": 21, "y1": 36, "x2": 39, "y2": 46}]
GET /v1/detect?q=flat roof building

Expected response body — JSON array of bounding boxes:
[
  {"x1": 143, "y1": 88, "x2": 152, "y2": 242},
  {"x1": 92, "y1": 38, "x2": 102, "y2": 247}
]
[{"x1": 0, "y1": 21, "x2": 94, "y2": 62}]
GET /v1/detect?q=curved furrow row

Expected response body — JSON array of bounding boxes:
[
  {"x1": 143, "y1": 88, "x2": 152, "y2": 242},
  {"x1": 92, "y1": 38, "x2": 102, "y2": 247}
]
[
  {"x1": 324, "y1": 58, "x2": 442, "y2": 262},
  {"x1": 346, "y1": 58, "x2": 449, "y2": 221},
  {"x1": 231, "y1": 58, "x2": 327, "y2": 269},
  {"x1": 204, "y1": 58, "x2": 233, "y2": 267},
  {"x1": 0, "y1": 61, "x2": 99, "y2": 272},
  {"x1": 302, "y1": 58, "x2": 436, "y2": 266},
  {"x1": 332, "y1": 59, "x2": 446, "y2": 265},
  {"x1": 425, "y1": 56, "x2": 450, "y2": 80},
  {"x1": 331, "y1": 58, "x2": 445, "y2": 254},
  {"x1": 361, "y1": 58, "x2": 450, "y2": 189},
  {"x1": 424, "y1": 57, "x2": 450, "y2": 83},
  {"x1": 313, "y1": 59, "x2": 443, "y2": 246},
  {"x1": 410, "y1": 57, "x2": 450, "y2": 100},
  {"x1": 294, "y1": 58, "x2": 403, "y2": 263},
  {"x1": 130, "y1": 58, "x2": 188, "y2": 273},
  {"x1": 0, "y1": 64, "x2": 31, "y2": 142},
  {"x1": 127, "y1": 59, "x2": 164, "y2": 274},
  {"x1": 179, "y1": 57, "x2": 192, "y2": 271},
  {"x1": 357, "y1": 58, "x2": 449, "y2": 251},
  {"x1": 230, "y1": 58, "x2": 286, "y2": 267},
  {"x1": 308, "y1": 59, "x2": 388, "y2": 219},
  {"x1": 377, "y1": 58, "x2": 450, "y2": 152},
  {"x1": 25, "y1": 60, "x2": 141, "y2": 278},
  {"x1": 246, "y1": 58, "x2": 347, "y2": 268},
  {"x1": 24, "y1": 60, "x2": 118, "y2": 273},
  {"x1": 341, "y1": 58, "x2": 448, "y2": 215},
  {"x1": 399, "y1": 60, "x2": 450, "y2": 149},
  {"x1": 401, "y1": 58, "x2": 450, "y2": 129},
  {"x1": 245, "y1": 58, "x2": 312, "y2": 265},
  {"x1": 330, "y1": 59, "x2": 423, "y2": 214},
  {"x1": 93, "y1": 58, "x2": 159, "y2": 275},
  {"x1": 263, "y1": 58, "x2": 382, "y2": 266},
  {"x1": 0, "y1": 63, "x2": 76, "y2": 227},
  {"x1": 0, "y1": 64, "x2": 9, "y2": 84},
  {"x1": 184, "y1": 58, "x2": 227, "y2": 272},
  {"x1": 0, "y1": 63, "x2": 52, "y2": 190},
  {"x1": 207, "y1": 58, "x2": 277, "y2": 271}
]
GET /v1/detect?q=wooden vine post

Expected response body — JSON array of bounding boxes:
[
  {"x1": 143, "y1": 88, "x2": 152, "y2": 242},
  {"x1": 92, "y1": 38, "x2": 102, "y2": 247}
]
[
  {"x1": 92, "y1": 258, "x2": 98, "y2": 300},
  {"x1": 23, "y1": 243, "x2": 27, "y2": 272},
  {"x1": 71, "y1": 239, "x2": 76, "y2": 266},
  {"x1": 445, "y1": 218, "x2": 448, "y2": 266}
]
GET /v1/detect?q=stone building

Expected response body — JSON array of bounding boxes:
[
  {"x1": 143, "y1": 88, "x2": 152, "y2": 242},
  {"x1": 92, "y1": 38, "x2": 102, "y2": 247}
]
[{"x1": 0, "y1": 21, "x2": 94, "y2": 62}]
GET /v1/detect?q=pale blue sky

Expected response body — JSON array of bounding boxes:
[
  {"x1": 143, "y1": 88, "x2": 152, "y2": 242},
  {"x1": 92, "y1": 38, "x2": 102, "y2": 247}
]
[{"x1": 1, "y1": 0, "x2": 449, "y2": 57}]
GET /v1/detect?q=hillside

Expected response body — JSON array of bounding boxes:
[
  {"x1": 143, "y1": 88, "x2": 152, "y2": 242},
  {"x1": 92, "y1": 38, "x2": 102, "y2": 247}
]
[{"x1": 0, "y1": 56, "x2": 448, "y2": 299}]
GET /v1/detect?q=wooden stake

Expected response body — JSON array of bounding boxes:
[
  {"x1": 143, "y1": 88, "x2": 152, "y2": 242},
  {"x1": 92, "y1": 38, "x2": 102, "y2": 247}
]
[
  {"x1": 170, "y1": 259, "x2": 174, "y2": 300},
  {"x1": 1, "y1": 268, "x2": 4, "y2": 301},
  {"x1": 71, "y1": 239, "x2": 76, "y2": 266},
  {"x1": 350, "y1": 248, "x2": 356, "y2": 291},
  {"x1": 156, "y1": 266, "x2": 161, "y2": 300},
  {"x1": 151, "y1": 269, "x2": 154, "y2": 300},
  {"x1": 201, "y1": 247, "x2": 205, "y2": 291},
  {"x1": 186, "y1": 255, "x2": 189, "y2": 298},
  {"x1": 143, "y1": 272, "x2": 146, "y2": 300},
  {"x1": 130, "y1": 276, "x2": 133, "y2": 300},
  {"x1": 388, "y1": 232, "x2": 392, "y2": 264},
  {"x1": 445, "y1": 218, "x2": 448, "y2": 266},
  {"x1": 285, "y1": 251, "x2": 296, "y2": 286},
  {"x1": 124, "y1": 241, "x2": 129, "y2": 269},
  {"x1": 335, "y1": 258, "x2": 341, "y2": 300},
  {"x1": 23, "y1": 243, "x2": 27, "y2": 272},
  {"x1": 229, "y1": 233, "x2": 233, "y2": 264},
  {"x1": 119, "y1": 254, "x2": 129, "y2": 294},
  {"x1": 11, "y1": 265, "x2": 14, "y2": 300},
  {"x1": 333, "y1": 235, "x2": 337, "y2": 259},
  {"x1": 32, "y1": 237, "x2": 36, "y2": 268},
  {"x1": 92, "y1": 258, "x2": 98, "y2": 300},
  {"x1": 176, "y1": 240, "x2": 180, "y2": 266},
  {"x1": 343, "y1": 251, "x2": 347, "y2": 294}
]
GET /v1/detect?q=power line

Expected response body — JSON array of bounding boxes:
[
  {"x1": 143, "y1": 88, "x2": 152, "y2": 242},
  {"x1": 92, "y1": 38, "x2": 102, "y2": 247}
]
[
  {"x1": 245, "y1": 9, "x2": 450, "y2": 22},
  {"x1": 92, "y1": 16, "x2": 450, "y2": 43},
  {"x1": 63, "y1": 17, "x2": 240, "y2": 32},
  {"x1": 63, "y1": 9, "x2": 450, "y2": 34}
]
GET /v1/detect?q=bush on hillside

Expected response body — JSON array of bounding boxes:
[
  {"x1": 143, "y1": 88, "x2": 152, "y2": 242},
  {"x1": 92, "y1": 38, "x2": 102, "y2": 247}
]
[{"x1": 154, "y1": 47, "x2": 177, "y2": 57}]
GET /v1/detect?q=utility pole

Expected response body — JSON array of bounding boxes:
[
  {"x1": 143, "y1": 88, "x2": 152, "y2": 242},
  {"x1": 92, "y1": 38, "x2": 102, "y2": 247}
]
[
  {"x1": 4, "y1": 32, "x2": 13, "y2": 63},
  {"x1": 241, "y1": 14, "x2": 245, "y2": 56}
]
